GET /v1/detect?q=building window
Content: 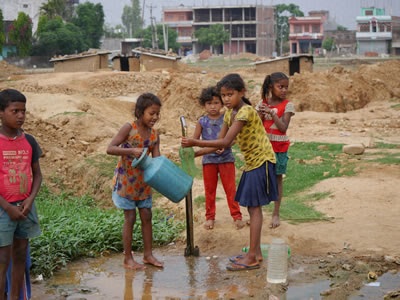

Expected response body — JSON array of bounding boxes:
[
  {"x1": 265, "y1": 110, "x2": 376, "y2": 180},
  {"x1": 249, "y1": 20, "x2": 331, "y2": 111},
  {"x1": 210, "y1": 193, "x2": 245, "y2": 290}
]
[
  {"x1": 365, "y1": 10, "x2": 373, "y2": 16},
  {"x1": 294, "y1": 25, "x2": 302, "y2": 33},
  {"x1": 23, "y1": 4, "x2": 28, "y2": 8},
  {"x1": 312, "y1": 24, "x2": 320, "y2": 33}
]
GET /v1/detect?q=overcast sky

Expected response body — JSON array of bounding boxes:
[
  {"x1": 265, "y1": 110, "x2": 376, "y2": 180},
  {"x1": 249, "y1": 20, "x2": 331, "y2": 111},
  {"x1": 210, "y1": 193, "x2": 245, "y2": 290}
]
[{"x1": 88, "y1": 0, "x2": 400, "y2": 30}]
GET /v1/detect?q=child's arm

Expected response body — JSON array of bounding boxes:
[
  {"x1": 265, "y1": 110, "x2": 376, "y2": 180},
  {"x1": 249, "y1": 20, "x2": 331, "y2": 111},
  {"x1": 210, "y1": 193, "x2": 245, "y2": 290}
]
[
  {"x1": 271, "y1": 111, "x2": 294, "y2": 133},
  {"x1": 106, "y1": 123, "x2": 143, "y2": 158},
  {"x1": 21, "y1": 160, "x2": 42, "y2": 217},
  {"x1": 151, "y1": 133, "x2": 161, "y2": 158},
  {"x1": 192, "y1": 119, "x2": 219, "y2": 157},
  {"x1": 182, "y1": 121, "x2": 244, "y2": 149}
]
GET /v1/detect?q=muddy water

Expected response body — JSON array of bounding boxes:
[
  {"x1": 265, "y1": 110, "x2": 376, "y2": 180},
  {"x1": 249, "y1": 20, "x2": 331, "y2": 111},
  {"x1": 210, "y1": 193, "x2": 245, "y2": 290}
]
[
  {"x1": 31, "y1": 251, "x2": 331, "y2": 299},
  {"x1": 31, "y1": 251, "x2": 400, "y2": 299}
]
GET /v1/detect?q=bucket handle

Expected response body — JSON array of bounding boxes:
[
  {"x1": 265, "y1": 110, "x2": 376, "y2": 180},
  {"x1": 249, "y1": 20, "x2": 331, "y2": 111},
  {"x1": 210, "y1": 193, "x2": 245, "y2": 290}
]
[{"x1": 131, "y1": 147, "x2": 149, "y2": 168}]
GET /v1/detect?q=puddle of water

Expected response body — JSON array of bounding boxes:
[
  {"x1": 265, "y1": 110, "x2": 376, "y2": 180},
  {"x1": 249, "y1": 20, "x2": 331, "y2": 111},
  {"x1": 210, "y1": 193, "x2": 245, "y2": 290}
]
[
  {"x1": 31, "y1": 253, "x2": 343, "y2": 299},
  {"x1": 350, "y1": 272, "x2": 400, "y2": 300}
]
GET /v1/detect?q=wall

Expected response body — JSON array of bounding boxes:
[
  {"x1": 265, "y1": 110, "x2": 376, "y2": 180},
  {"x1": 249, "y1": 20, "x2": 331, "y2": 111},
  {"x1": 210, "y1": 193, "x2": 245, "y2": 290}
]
[
  {"x1": 255, "y1": 59, "x2": 289, "y2": 75},
  {"x1": 53, "y1": 55, "x2": 108, "y2": 72},
  {"x1": 140, "y1": 55, "x2": 178, "y2": 71}
]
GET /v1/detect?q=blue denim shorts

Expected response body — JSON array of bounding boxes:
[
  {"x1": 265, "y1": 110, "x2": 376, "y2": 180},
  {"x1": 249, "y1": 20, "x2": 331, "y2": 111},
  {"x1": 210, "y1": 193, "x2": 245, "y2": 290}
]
[
  {"x1": 112, "y1": 191, "x2": 152, "y2": 210},
  {"x1": 0, "y1": 201, "x2": 41, "y2": 247}
]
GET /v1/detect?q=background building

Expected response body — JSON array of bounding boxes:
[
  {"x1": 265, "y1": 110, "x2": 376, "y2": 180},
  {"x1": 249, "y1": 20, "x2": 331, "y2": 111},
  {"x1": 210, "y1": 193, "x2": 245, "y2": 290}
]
[
  {"x1": 356, "y1": 6, "x2": 399, "y2": 55},
  {"x1": 163, "y1": 4, "x2": 275, "y2": 57}
]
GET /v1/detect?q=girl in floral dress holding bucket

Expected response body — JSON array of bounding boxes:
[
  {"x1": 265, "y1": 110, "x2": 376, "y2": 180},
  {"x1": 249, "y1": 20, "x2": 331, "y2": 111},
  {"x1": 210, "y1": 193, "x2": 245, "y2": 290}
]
[{"x1": 107, "y1": 93, "x2": 163, "y2": 270}]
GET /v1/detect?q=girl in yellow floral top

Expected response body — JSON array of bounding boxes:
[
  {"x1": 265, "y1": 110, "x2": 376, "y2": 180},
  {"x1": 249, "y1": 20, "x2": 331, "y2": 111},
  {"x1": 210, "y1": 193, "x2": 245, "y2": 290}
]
[
  {"x1": 181, "y1": 73, "x2": 278, "y2": 271},
  {"x1": 107, "y1": 93, "x2": 163, "y2": 270}
]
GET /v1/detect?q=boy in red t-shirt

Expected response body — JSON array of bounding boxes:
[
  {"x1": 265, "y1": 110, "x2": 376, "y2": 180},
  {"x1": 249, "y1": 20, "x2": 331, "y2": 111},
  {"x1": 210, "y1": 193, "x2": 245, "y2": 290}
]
[{"x1": 0, "y1": 89, "x2": 42, "y2": 300}]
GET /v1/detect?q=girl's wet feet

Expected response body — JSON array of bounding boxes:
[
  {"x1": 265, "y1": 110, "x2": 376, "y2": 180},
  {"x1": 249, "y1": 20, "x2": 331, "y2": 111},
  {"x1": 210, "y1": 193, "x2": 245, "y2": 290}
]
[
  {"x1": 143, "y1": 255, "x2": 164, "y2": 268},
  {"x1": 123, "y1": 260, "x2": 146, "y2": 270}
]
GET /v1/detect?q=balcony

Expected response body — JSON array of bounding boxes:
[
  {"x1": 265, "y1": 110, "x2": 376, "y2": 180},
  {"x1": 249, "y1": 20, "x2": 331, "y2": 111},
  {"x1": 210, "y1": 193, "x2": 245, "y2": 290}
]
[{"x1": 356, "y1": 31, "x2": 392, "y2": 40}]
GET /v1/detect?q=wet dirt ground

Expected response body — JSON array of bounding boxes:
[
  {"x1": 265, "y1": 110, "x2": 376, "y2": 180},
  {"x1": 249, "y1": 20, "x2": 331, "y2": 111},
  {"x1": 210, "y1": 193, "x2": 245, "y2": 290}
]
[{"x1": 30, "y1": 245, "x2": 400, "y2": 300}]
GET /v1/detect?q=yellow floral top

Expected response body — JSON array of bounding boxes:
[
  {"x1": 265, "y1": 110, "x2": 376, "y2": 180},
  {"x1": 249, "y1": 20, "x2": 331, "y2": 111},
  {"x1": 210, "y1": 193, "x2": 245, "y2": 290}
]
[
  {"x1": 224, "y1": 105, "x2": 276, "y2": 171},
  {"x1": 112, "y1": 122, "x2": 158, "y2": 200}
]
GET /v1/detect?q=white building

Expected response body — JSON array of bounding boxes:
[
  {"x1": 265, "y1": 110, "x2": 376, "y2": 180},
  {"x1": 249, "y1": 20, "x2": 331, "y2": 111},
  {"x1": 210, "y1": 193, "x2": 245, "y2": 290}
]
[{"x1": 0, "y1": 0, "x2": 47, "y2": 33}]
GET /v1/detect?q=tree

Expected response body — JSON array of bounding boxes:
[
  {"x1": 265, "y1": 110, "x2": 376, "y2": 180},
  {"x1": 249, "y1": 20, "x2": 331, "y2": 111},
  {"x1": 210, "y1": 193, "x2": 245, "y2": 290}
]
[
  {"x1": 72, "y1": 2, "x2": 105, "y2": 49},
  {"x1": 275, "y1": 4, "x2": 304, "y2": 55},
  {"x1": 8, "y1": 12, "x2": 33, "y2": 57},
  {"x1": 322, "y1": 37, "x2": 335, "y2": 52},
  {"x1": 137, "y1": 24, "x2": 179, "y2": 52},
  {"x1": 195, "y1": 24, "x2": 230, "y2": 54},
  {"x1": 0, "y1": 9, "x2": 5, "y2": 54},
  {"x1": 32, "y1": 16, "x2": 87, "y2": 56},
  {"x1": 121, "y1": 0, "x2": 143, "y2": 38},
  {"x1": 40, "y1": 0, "x2": 75, "y2": 22},
  {"x1": 104, "y1": 24, "x2": 127, "y2": 39}
]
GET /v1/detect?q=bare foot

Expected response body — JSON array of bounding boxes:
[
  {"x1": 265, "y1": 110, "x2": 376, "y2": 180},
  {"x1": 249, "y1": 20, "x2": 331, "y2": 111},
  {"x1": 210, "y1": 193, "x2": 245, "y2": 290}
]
[
  {"x1": 203, "y1": 219, "x2": 214, "y2": 230},
  {"x1": 270, "y1": 215, "x2": 280, "y2": 229},
  {"x1": 143, "y1": 255, "x2": 164, "y2": 268},
  {"x1": 234, "y1": 219, "x2": 245, "y2": 229},
  {"x1": 123, "y1": 260, "x2": 146, "y2": 270}
]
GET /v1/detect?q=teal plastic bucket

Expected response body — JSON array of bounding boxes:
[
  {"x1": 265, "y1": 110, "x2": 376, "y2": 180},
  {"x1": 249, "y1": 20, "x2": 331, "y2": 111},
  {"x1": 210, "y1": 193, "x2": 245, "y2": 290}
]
[{"x1": 132, "y1": 151, "x2": 193, "y2": 203}]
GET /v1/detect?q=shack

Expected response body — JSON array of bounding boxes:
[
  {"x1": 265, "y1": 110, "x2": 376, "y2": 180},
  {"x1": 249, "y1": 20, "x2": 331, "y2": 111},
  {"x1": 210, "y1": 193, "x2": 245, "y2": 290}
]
[
  {"x1": 132, "y1": 49, "x2": 181, "y2": 71},
  {"x1": 50, "y1": 50, "x2": 110, "y2": 72},
  {"x1": 111, "y1": 55, "x2": 140, "y2": 72},
  {"x1": 254, "y1": 55, "x2": 314, "y2": 75}
]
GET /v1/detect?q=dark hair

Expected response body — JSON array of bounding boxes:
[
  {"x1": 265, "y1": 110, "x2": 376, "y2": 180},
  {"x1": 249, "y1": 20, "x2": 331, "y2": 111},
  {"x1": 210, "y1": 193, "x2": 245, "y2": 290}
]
[
  {"x1": 134, "y1": 93, "x2": 162, "y2": 119},
  {"x1": 198, "y1": 86, "x2": 222, "y2": 106},
  {"x1": 261, "y1": 72, "x2": 289, "y2": 100},
  {"x1": 0, "y1": 89, "x2": 27, "y2": 111},
  {"x1": 215, "y1": 73, "x2": 251, "y2": 105}
]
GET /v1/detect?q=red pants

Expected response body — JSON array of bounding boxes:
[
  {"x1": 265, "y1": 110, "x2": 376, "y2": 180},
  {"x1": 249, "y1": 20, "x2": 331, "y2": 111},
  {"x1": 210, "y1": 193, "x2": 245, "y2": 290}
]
[{"x1": 203, "y1": 162, "x2": 242, "y2": 221}]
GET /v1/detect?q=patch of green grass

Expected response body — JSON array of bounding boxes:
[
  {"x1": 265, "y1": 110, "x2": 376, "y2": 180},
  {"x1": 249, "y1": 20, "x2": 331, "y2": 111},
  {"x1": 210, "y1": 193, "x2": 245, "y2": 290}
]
[
  {"x1": 390, "y1": 103, "x2": 400, "y2": 110},
  {"x1": 31, "y1": 185, "x2": 184, "y2": 278},
  {"x1": 366, "y1": 152, "x2": 400, "y2": 164},
  {"x1": 374, "y1": 142, "x2": 400, "y2": 149},
  {"x1": 194, "y1": 195, "x2": 205, "y2": 206},
  {"x1": 85, "y1": 154, "x2": 118, "y2": 178},
  {"x1": 50, "y1": 111, "x2": 89, "y2": 118}
]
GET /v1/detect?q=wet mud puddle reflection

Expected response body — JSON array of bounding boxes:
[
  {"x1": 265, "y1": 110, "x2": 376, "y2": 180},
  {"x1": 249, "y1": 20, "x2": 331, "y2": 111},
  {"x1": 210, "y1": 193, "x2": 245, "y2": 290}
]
[{"x1": 33, "y1": 253, "x2": 399, "y2": 299}]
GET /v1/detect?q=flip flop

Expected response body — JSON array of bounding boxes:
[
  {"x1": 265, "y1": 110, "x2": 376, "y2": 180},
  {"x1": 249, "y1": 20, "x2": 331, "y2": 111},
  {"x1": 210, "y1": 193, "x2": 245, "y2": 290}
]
[
  {"x1": 226, "y1": 262, "x2": 260, "y2": 271},
  {"x1": 229, "y1": 254, "x2": 245, "y2": 263},
  {"x1": 229, "y1": 254, "x2": 264, "y2": 263}
]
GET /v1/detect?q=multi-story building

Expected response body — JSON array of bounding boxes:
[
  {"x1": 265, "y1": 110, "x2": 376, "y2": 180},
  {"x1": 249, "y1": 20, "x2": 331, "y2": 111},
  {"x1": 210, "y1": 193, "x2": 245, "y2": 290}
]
[
  {"x1": 0, "y1": 0, "x2": 47, "y2": 33},
  {"x1": 356, "y1": 7, "x2": 396, "y2": 55},
  {"x1": 162, "y1": 4, "x2": 275, "y2": 57},
  {"x1": 288, "y1": 11, "x2": 326, "y2": 55},
  {"x1": 163, "y1": 6, "x2": 194, "y2": 56}
]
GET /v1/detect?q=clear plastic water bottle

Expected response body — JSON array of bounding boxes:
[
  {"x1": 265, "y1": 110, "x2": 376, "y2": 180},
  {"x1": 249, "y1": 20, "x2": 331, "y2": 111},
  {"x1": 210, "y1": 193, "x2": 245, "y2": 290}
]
[{"x1": 267, "y1": 238, "x2": 289, "y2": 284}]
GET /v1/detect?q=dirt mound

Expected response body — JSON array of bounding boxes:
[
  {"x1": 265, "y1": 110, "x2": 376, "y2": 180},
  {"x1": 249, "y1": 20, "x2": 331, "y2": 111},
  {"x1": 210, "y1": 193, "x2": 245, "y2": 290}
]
[
  {"x1": 0, "y1": 60, "x2": 24, "y2": 79},
  {"x1": 290, "y1": 60, "x2": 400, "y2": 112}
]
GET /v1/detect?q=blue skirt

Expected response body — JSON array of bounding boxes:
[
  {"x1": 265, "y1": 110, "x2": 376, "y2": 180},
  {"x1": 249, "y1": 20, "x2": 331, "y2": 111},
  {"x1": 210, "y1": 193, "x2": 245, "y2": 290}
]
[{"x1": 235, "y1": 161, "x2": 278, "y2": 207}]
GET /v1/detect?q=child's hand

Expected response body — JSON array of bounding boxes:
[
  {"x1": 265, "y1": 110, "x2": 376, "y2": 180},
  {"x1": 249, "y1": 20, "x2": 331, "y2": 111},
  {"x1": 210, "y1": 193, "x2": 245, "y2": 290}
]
[
  {"x1": 132, "y1": 148, "x2": 145, "y2": 158},
  {"x1": 181, "y1": 137, "x2": 194, "y2": 147},
  {"x1": 215, "y1": 148, "x2": 225, "y2": 154},
  {"x1": 6, "y1": 204, "x2": 26, "y2": 221}
]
